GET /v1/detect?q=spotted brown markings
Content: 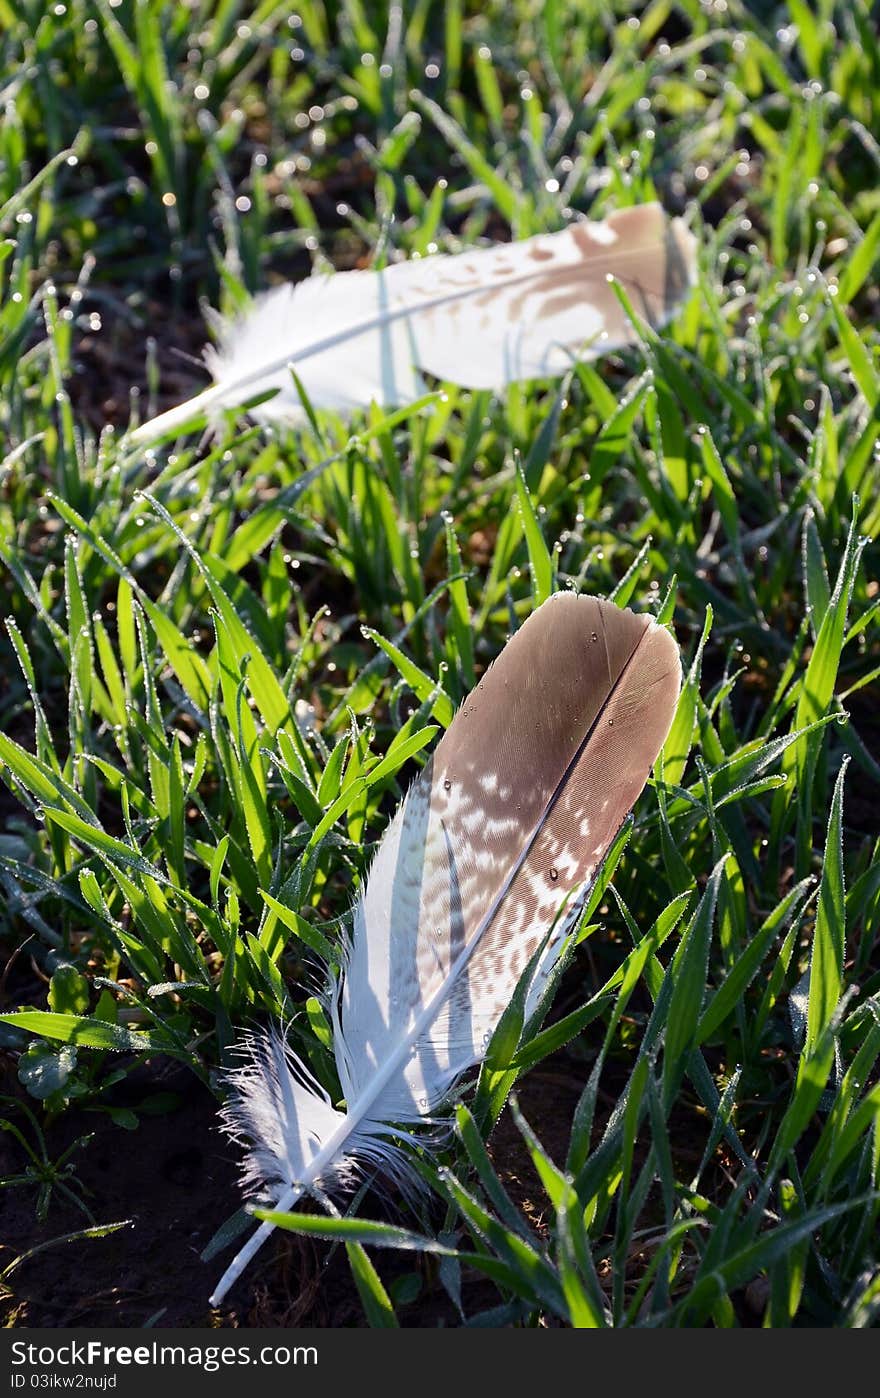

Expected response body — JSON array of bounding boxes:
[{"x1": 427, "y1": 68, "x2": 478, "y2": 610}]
[
  {"x1": 410, "y1": 596, "x2": 678, "y2": 1065},
  {"x1": 505, "y1": 233, "x2": 664, "y2": 329},
  {"x1": 368, "y1": 203, "x2": 697, "y2": 395},
  {"x1": 340, "y1": 594, "x2": 679, "y2": 1121}
]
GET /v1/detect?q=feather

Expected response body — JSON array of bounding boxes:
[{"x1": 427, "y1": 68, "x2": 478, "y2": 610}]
[
  {"x1": 132, "y1": 204, "x2": 696, "y2": 445},
  {"x1": 209, "y1": 591, "x2": 681, "y2": 1304}
]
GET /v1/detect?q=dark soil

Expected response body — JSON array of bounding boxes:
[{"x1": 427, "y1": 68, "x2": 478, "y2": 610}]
[{"x1": 0, "y1": 1050, "x2": 578, "y2": 1329}]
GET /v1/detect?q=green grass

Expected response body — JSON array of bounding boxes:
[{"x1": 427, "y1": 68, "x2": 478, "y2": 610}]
[{"x1": 1, "y1": 0, "x2": 880, "y2": 1327}]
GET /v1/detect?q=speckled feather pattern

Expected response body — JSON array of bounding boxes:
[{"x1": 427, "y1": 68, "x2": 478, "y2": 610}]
[{"x1": 337, "y1": 593, "x2": 681, "y2": 1121}]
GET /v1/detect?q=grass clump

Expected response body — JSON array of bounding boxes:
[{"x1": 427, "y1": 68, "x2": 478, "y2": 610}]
[{"x1": 1, "y1": 0, "x2": 879, "y2": 1327}]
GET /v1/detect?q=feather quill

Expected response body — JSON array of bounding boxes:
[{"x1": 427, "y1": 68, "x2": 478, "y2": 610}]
[
  {"x1": 209, "y1": 591, "x2": 681, "y2": 1304},
  {"x1": 132, "y1": 204, "x2": 696, "y2": 445}
]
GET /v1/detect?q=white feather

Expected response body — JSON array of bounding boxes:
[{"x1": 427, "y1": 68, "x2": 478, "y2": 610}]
[{"x1": 132, "y1": 204, "x2": 696, "y2": 445}]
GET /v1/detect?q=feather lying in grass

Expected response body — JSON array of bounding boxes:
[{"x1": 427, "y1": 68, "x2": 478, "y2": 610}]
[
  {"x1": 131, "y1": 204, "x2": 697, "y2": 445},
  {"x1": 209, "y1": 591, "x2": 682, "y2": 1305}
]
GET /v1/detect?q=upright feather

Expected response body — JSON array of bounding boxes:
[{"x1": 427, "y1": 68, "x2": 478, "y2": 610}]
[
  {"x1": 132, "y1": 204, "x2": 696, "y2": 445},
  {"x1": 210, "y1": 591, "x2": 682, "y2": 1304}
]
